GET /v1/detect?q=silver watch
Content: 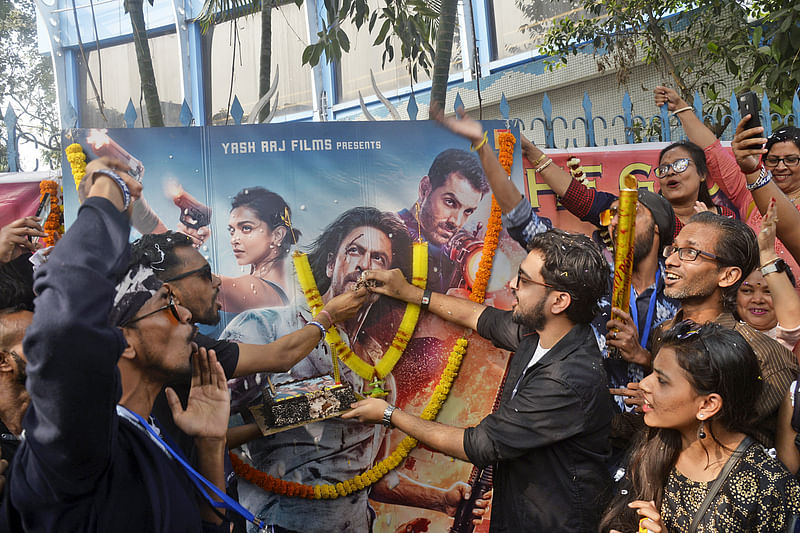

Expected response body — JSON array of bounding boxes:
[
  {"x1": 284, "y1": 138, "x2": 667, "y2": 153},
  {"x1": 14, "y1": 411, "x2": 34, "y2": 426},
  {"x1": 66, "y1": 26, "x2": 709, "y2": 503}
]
[{"x1": 382, "y1": 405, "x2": 396, "y2": 428}]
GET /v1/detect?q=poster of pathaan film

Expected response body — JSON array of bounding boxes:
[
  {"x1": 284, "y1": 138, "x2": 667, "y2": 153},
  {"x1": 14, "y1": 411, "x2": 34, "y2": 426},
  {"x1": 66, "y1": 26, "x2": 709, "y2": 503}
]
[
  {"x1": 53, "y1": 121, "x2": 738, "y2": 533},
  {"x1": 63, "y1": 121, "x2": 527, "y2": 533}
]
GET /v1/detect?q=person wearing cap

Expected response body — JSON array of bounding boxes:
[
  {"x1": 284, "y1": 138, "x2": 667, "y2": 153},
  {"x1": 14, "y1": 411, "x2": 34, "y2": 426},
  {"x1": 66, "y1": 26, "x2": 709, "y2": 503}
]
[{"x1": 1, "y1": 157, "x2": 237, "y2": 532}]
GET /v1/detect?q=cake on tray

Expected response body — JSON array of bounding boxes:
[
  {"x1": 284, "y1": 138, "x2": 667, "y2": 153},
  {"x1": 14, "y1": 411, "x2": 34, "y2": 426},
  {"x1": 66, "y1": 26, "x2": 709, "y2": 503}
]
[{"x1": 250, "y1": 374, "x2": 358, "y2": 435}]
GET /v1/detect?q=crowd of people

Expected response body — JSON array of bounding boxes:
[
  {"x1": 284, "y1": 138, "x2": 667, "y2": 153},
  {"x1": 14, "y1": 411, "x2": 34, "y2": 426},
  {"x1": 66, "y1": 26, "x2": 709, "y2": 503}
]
[{"x1": 1, "y1": 87, "x2": 800, "y2": 532}]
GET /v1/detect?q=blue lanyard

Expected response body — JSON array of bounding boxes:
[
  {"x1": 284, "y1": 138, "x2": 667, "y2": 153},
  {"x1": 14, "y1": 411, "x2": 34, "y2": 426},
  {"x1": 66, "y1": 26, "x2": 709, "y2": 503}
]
[
  {"x1": 120, "y1": 406, "x2": 265, "y2": 530},
  {"x1": 629, "y1": 267, "x2": 661, "y2": 349}
]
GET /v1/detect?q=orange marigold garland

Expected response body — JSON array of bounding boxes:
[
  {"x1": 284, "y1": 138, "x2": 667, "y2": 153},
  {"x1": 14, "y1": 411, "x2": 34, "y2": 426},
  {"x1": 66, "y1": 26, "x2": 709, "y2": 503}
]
[
  {"x1": 38, "y1": 180, "x2": 63, "y2": 247},
  {"x1": 230, "y1": 130, "x2": 515, "y2": 499}
]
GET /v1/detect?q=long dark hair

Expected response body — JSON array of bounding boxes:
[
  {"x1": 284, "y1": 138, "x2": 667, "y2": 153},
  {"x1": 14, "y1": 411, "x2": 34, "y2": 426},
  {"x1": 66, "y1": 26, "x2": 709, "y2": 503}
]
[
  {"x1": 231, "y1": 187, "x2": 300, "y2": 258},
  {"x1": 659, "y1": 141, "x2": 715, "y2": 207},
  {"x1": 599, "y1": 321, "x2": 762, "y2": 532}
]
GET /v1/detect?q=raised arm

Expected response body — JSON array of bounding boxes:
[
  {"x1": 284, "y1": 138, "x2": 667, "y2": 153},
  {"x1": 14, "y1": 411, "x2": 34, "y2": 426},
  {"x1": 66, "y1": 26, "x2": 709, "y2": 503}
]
[
  {"x1": 23, "y1": 158, "x2": 141, "y2": 491},
  {"x1": 431, "y1": 104, "x2": 523, "y2": 214},
  {"x1": 233, "y1": 288, "x2": 370, "y2": 376},
  {"x1": 732, "y1": 117, "x2": 800, "y2": 261},
  {"x1": 654, "y1": 86, "x2": 718, "y2": 149},
  {"x1": 362, "y1": 268, "x2": 486, "y2": 331},
  {"x1": 757, "y1": 198, "x2": 800, "y2": 331}
]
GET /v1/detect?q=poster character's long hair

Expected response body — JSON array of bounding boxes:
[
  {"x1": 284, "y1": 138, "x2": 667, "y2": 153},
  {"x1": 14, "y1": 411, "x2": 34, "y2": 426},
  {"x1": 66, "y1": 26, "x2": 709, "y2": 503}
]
[{"x1": 306, "y1": 207, "x2": 412, "y2": 295}]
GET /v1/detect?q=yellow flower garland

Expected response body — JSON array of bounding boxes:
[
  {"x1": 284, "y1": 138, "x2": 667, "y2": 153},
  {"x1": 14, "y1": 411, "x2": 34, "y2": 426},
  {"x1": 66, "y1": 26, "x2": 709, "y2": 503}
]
[
  {"x1": 231, "y1": 131, "x2": 514, "y2": 500},
  {"x1": 65, "y1": 143, "x2": 87, "y2": 193},
  {"x1": 292, "y1": 240, "x2": 428, "y2": 381}
]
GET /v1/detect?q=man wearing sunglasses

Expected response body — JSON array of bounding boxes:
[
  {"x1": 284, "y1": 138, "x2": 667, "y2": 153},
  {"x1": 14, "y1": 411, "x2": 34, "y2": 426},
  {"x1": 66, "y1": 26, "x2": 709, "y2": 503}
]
[
  {"x1": 2, "y1": 158, "x2": 239, "y2": 531},
  {"x1": 647, "y1": 211, "x2": 798, "y2": 448},
  {"x1": 348, "y1": 229, "x2": 615, "y2": 532}
]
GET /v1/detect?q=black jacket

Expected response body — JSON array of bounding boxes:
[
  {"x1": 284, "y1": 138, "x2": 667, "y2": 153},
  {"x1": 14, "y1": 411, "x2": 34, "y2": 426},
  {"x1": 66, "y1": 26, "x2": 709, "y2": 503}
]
[{"x1": 464, "y1": 307, "x2": 614, "y2": 533}]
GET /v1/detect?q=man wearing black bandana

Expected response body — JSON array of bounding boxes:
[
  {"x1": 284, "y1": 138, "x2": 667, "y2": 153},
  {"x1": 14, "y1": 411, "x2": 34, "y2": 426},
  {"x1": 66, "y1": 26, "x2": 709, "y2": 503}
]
[{"x1": 2, "y1": 158, "x2": 234, "y2": 532}]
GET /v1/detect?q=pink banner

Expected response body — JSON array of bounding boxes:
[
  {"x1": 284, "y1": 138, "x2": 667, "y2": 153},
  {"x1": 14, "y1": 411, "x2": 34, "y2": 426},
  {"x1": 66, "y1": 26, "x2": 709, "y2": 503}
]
[{"x1": 0, "y1": 180, "x2": 44, "y2": 228}]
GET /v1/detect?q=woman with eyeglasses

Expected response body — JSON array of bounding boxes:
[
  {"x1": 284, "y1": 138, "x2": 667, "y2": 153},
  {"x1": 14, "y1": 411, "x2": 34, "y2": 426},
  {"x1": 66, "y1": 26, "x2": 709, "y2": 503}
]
[
  {"x1": 219, "y1": 186, "x2": 300, "y2": 314},
  {"x1": 600, "y1": 321, "x2": 800, "y2": 533}
]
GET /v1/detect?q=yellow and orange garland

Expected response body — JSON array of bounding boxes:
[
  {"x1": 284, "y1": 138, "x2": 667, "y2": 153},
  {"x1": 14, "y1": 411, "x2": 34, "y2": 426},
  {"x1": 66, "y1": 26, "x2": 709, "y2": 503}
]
[
  {"x1": 231, "y1": 130, "x2": 515, "y2": 500},
  {"x1": 38, "y1": 180, "x2": 63, "y2": 247}
]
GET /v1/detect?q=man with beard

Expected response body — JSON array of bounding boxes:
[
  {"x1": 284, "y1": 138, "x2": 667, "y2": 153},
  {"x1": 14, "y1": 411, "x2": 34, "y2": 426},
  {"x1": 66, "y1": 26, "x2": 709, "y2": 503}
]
[
  {"x1": 348, "y1": 229, "x2": 614, "y2": 532},
  {"x1": 431, "y1": 109, "x2": 680, "y2": 411},
  {"x1": 397, "y1": 149, "x2": 489, "y2": 292},
  {"x1": 2, "y1": 158, "x2": 237, "y2": 531},
  {"x1": 647, "y1": 211, "x2": 798, "y2": 447},
  {"x1": 221, "y1": 207, "x2": 482, "y2": 532},
  {"x1": 0, "y1": 309, "x2": 31, "y2": 466}
]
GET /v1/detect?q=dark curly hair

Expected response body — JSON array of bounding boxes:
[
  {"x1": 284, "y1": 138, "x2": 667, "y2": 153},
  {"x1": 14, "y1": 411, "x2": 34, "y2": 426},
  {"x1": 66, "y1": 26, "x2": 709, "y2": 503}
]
[
  {"x1": 129, "y1": 231, "x2": 194, "y2": 280},
  {"x1": 525, "y1": 229, "x2": 609, "y2": 324}
]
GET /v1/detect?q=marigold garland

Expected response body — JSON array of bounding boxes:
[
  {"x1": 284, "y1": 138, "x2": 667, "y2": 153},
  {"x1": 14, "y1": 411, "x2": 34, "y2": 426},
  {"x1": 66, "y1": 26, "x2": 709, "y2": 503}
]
[
  {"x1": 65, "y1": 143, "x2": 87, "y2": 193},
  {"x1": 230, "y1": 131, "x2": 514, "y2": 499},
  {"x1": 292, "y1": 240, "x2": 428, "y2": 381},
  {"x1": 38, "y1": 180, "x2": 63, "y2": 247}
]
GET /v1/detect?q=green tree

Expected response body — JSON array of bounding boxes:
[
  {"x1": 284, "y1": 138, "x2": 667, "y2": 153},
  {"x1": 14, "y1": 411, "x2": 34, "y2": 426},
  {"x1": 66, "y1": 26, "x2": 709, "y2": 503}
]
[
  {"x1": 539, "y1": 0, "x2": 751, "y2": 102},
  {"x1": 124, "y1": 0, "x2": 165, "y2": 127},
  {"x1": 0, "y1": 0, "x2": 59, "y2": 170}
]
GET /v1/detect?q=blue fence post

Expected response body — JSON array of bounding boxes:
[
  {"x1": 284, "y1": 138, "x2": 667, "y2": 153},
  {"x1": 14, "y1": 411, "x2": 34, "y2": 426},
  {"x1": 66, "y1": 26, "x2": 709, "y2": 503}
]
[
  {"x1": 230, "y1": 96, "x2": 244, "y2": 125},
  {"x1": 454, "y1": 93, "x2": 464, "y2": 114},
  {"x1": 407, "y1": 93, "x2": 418, "y2": 121},
  {"x1": 659, "y1": 102, "x2": 671, "y2": 142},
  {"x1": 533, "y1": 93, "x2": 556, "y2": 148},
  {"x1": 622, "y1": 92, "x2": 634, "y2": 144},
  {"x1": 761, "y1": 91, "x2": 772, "y2": 137},
  {"x1": 792, "y1": 88, "x2": 800, "y2": 127},
  {"x1": 3, "y1": 104, "x2": 19, "y2": 172},
  {"x1": 179, "y1": 99, "x2": 194, "y2": 127},
  {"x1": 499, "y1": 93, "x2": 510, "y2": 120},
  {"x1": 124, "y1": 99, "x2": 138, "y2": 128},
  {"x1": 582, "y1": 92, "x2": 596, "y2": 147}
]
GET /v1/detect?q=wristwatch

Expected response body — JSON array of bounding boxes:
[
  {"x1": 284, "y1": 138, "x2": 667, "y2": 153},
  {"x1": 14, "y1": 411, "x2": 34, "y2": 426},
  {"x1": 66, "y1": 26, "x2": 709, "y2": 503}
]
[
  {"x1": 382, "y1": 405, "x2": 396, "y2": 428},
  {"x1": 761, "y1": 258, "x2": 788, "y2": 277}
]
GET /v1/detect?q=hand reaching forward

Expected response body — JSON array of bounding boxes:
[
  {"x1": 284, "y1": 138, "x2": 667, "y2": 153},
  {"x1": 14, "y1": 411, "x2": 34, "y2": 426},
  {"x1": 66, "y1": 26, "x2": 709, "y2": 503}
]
[{"x1": 167, "y1": 347, "x2": 230, "y2": 440}]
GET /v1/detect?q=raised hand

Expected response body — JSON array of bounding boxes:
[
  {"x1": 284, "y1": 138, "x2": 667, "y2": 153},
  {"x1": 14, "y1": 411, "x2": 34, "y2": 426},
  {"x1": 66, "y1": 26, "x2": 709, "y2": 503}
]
[
  {"x1": 430, "y1": 102, "x2": 484, "y2": 146},
  {"x1": 654, "y1": 86, "x2": 686, "y2": 112},
  {"x1": 166, "y1": 347, "x2": 230, "y2": 439},
  {"x1": 757, "y1": 197, "x2": 778, "y2": 256},
  {"x1": 0, "y1": 216, "x2": 46, "y2": 263},
  {"x1": 731, "y1": 116, "x2": 767, "y2": 175}
]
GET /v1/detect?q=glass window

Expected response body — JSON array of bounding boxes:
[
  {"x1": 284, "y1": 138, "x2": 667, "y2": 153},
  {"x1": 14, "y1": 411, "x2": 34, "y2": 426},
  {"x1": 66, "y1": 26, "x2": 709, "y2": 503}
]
[
  {"x1": 79, "y1": 32, "x2": 183, "y2": 127},
  {"x1": 209, "y1": 4, "x2": 313, "y2": 124},
  {"x1": 489, "y1": 0, "x2": 580, "y2": 61},
  {"x1": 336, "y1": 0, "x2": 462, "y2": 104}
]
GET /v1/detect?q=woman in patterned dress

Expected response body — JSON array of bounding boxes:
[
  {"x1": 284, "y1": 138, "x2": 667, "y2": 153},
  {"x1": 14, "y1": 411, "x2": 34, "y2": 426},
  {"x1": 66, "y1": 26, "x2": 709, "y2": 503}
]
[{"x1": 600, "y1": 321, "x2": 800, "y2": 533}]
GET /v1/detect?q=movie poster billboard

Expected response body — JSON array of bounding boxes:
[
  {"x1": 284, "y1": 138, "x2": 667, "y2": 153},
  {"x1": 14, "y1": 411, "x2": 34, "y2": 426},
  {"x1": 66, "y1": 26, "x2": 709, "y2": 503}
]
[{"x1": 64, "y1": 121, "x2": 528, "y2": 533}]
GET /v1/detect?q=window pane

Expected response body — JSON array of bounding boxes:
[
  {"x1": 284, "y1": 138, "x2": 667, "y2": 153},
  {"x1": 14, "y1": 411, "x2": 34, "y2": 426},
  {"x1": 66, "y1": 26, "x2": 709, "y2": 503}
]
[
  {"x1": 79, "y1": 32, "x2": 183, "y2": 127},
  {"x1": 209, "y1": 5, "x2": 313, "y2": 124},
  {"x1": 336, "y1": 1, "x2": 462, "y2": 104},
  {"x1": 490, "y1": 0, "x2": 580, "y2": 61}
]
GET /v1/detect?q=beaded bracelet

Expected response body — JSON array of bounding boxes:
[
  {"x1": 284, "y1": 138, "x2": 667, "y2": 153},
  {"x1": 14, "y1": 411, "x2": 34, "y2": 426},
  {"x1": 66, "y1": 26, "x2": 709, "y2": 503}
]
[
  {"x1": 672, "y1": 105, "x2": 694, "y2": 116},
  {"x1": 536, "y1": 158, "x2": 554, "y2": 173},
  {"x1": 307, "y1": 320, "x2": 327, "y2": 341},
  {"x1": 92, "y1": 169, "x2": 131, "y2": 210},
  {"x1": 746, "y1": 168, "x2": 772, "y2": 191}
]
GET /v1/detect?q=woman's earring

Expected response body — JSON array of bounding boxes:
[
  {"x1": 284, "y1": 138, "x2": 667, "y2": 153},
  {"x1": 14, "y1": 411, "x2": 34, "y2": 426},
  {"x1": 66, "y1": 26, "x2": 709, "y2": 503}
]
[{"x1": 697, "y1": 419, "x2": 706, "y2": 440}]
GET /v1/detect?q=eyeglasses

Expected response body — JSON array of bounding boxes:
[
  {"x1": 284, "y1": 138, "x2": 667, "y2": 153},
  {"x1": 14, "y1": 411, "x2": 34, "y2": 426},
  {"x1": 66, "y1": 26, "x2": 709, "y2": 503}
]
[
  {"x1": 763, "y1": 155, "x2": 800, "y2": 168},
  {"x1": 654, "y1": 158, "x2": 692, "y2": 178},
  {"x1": 123, "y1": 294, "x2": 183, "y2": 326},
  {"x1": 511, "y1": 266, "x2": 553, "y2": 290},
  {"x1": 599, "y1": 204, "x2": 639, "y2": 227},
  {"x1": 662, "y1": 245, "x2": 723, "y2": 263},
  {"x1": 163, "y1": 264, "x2": 213, "y2": 283}
]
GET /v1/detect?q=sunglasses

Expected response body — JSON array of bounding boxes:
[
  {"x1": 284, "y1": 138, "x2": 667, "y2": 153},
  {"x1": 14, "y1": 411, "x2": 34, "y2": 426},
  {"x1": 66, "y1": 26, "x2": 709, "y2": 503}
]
[
  {"x1": 654, "y1": 158, "x2": 692, "y2": 178},
  {"x1": 164, "y1": 264, "x2": 213, "y2": 283},
  {"x1": 763, "y1": 155, "x2": 800, "y2": 168},
  {"x1": 662, "y1": 245, "x2": 724, "y2": 263},
  {"x1": 511, "y1": 266, "x2": 553, "y2": 290},
  {"x1": 123, "y1": 294, "x2": 183, "y2": 326}
]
